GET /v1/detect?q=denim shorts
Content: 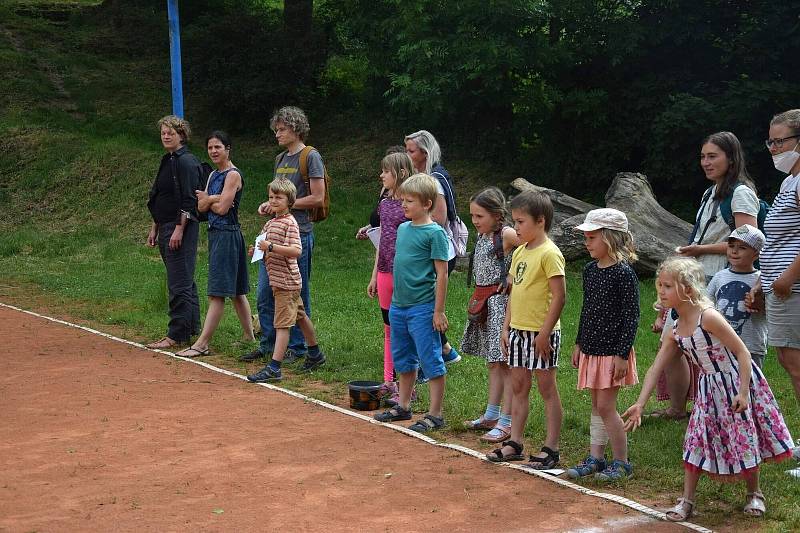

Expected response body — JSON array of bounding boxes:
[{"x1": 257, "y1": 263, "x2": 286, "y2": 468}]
[
  {"x1": 207, "y1": 227, "x2": 249, "y2": 297},
  {"x1": 389, "y1": 301, "x2": 446, "y2": 378},
  {"x1": 766, "y1": 291, "x2": 800, "y2": 349}
]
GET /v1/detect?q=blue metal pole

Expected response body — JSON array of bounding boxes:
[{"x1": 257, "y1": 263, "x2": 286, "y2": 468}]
[{"x1": 167, "y1": 0, "x2": 184, "y2": 118}]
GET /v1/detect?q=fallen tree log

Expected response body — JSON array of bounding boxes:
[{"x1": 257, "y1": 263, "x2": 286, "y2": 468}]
[{"x1": 511, "y1": 173, "x2": 693, "y2": 275}]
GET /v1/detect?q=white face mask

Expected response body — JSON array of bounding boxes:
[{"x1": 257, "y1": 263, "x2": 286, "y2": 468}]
[{"x1": 773, "y1": 141, "x2": 800, "y2": 173}]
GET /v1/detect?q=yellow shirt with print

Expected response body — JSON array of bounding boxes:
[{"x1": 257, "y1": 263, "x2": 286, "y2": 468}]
[{"x1": 509, "y1": 238, "x2": 565, "y2": 331}]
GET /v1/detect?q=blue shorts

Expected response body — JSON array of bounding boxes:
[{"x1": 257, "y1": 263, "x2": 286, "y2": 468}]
[{"x1": 389, "y1": 301, "x2": 445, "y2": 378}]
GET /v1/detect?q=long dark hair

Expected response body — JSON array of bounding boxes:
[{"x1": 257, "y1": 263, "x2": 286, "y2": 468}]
[{"x1": 701, "y1": 131, "x2": 756, "y2": 200}]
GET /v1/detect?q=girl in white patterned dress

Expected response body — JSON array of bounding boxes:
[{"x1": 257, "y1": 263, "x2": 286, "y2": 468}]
[
  {"x1": 461, "y1": 187, "x2": 520, "y2": 442},
  {"x1": 624, "y1": 257, "x2": 793, "y2": 521}
]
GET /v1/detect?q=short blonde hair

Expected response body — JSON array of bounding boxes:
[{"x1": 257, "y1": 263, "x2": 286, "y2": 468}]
[
  {"x1": 656, "y1": 256, "x2": 712, "y2": 308},
  {"x1": 397, "y1": 173, "x2": 439, "y2": 212},
  {"x1": 268, "y1": 178, "x2": 297, "y2": 207},
  {"x1": 157, "y1": 115, "x2": 191, "y2": 144},
  {"x1": 600, "y1": 228, "x2": 638, "y2": 264}
]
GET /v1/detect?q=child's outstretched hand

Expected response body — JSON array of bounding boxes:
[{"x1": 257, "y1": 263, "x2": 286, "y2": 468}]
[
  {"x1": 731, "y1": 393, "x2": 749, "y2": 413},
  {"x1": 571, "y1": 345, "x2": 580, "y2": 369},
  {"x1": 621, "y1": 404, "x2": 643, "y2": 432},
  {"x1": 613, "y1": 355, "x2": 628, "y2": 381}
]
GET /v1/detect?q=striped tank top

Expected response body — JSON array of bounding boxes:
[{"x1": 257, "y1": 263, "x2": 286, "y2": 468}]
[{"x1": 760, "y1": 174, "x2": 800, "y2": 293}]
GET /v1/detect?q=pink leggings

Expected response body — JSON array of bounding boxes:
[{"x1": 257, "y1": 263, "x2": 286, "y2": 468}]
[{"x1": 377, "y1": 271, "x2": 394, "y2": 382}]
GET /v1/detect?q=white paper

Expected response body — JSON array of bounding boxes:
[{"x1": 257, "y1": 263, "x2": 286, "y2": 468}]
[
  {"x1": 366, "y1": 226, "x2": 381, "y2": 249},
  {"x1": 251, "y1": 233, "x2": 266, "y2": 263}
]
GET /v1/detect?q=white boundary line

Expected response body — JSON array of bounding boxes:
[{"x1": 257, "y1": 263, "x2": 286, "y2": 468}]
[{"x1": 1, "y1": 302, "x2": 713, "y2": 533}]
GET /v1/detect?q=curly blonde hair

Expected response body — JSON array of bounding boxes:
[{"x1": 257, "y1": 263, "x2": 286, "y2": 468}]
[
  {"x1": 600, "y1": 228, "x2": 638, "y2": 264},
  {"x1": 270, "y1": 106, "x2": 310, "y2": 140},
  {"x1": 157, "y1": 115, "x2": 191, "y2": 144},
  {"x1": 656, "y1": 256, "x2": 712, "y2": 308}
]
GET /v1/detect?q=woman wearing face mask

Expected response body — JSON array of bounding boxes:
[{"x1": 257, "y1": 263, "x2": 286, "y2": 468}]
[
  {"x1": 749, "y1": 110, "x2": 800, "y2": 477},
  {"x1": 648, "y1": 132, "x2": 759, "y2": 421}
]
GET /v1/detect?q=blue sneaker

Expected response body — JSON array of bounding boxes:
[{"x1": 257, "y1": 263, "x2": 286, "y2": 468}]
[
  {"x1": 247, "y1": 365, "x2": 282, "y2": 382},
  {"x1": 443, "y1": 347, "x2": 462, "y2": 365},
  {"x1": 594, "y1": 459, "x2": 632, "y2": 481},
  {"x1": 566, "y1": 455, "x2": 606, "y2": 479}
]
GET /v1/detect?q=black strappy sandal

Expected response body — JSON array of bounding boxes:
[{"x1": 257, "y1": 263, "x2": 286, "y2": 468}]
[
  {"x1": 525, "y1": 446, "x2": 560, "y2": 470},
  {"x1": 486, "y1": 440, "x2": 525, "y2": 462}
]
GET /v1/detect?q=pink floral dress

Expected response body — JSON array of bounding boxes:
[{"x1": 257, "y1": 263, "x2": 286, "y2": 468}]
[{"x1": 674, "y1": 310, "x2": 794, "y2": 480}]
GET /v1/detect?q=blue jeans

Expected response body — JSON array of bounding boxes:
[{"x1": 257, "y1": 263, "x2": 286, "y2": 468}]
[{"x1": 257, "y1": 231, "x2": 313, "y2": 354}]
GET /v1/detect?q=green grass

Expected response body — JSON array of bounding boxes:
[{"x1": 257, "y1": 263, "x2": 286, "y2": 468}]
[{"x1": 2, "y1": 2, "x2": 800, "y2": 531}]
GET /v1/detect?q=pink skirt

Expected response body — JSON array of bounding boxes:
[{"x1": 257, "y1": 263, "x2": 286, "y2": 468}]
[{"x1": 577, "y1": 350, "x2": 638, "y2": 390}]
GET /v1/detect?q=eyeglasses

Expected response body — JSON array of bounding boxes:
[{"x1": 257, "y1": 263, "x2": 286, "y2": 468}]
[{"x1": 765, "y1": 134, "x2": 800, "y2": 149}]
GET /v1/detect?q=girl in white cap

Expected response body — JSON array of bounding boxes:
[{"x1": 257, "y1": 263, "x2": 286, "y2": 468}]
[{"x1": 568, "y1": 208, "x2": 640, "y2": 481}]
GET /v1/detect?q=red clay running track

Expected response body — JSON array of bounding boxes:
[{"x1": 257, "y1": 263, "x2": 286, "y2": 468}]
[{"x1": 0, "y1": 306, "x2": 686, "y2": 532}]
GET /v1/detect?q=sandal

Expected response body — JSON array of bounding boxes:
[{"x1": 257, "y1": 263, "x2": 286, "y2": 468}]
[
  {"x1": 743, "y1": 491, "x2": 766, "y2": 517},
  {"x1": 644, "y1": 407, "x2": 688, "y2": 421},
  {"x1": 665, "y1": 498, "x2": 695, "y2": 522},
  {"x1": 374, "y1": 405, "x2": 412, "y2": 422},
  {"x1": 464, "y1": 415, "x2": 500, "y2": 431},
  {"x1": 486, "y1": 440, "x2": 524, "y2": 462},
  {"x1": 480, "y1": 424, "x2": 511, "y2": 444},
  {"x1": 525, "y1": 446, "x2": 560, "y2": 470},
  {"x1": 408, "y1": 414, "x2": 445, "y2": 434},
  {"x1": 146, "y1": 337, "x2": 179, "y2": 349},
  {"x1": 176, "y1": 347, "x2": 210, "y2": 358}
]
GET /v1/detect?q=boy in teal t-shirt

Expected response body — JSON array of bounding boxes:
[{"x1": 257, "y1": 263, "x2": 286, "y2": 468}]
[{"x1": 374, "y1": 173, "x2": 450, "y2": 433}]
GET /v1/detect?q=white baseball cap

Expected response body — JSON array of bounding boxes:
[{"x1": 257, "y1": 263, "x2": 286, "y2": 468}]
[
  {"x1": 575, "y1": 208, "x2": 629, "y2": 233},
  {"x1": 728, "y1": 224, "x2": 765, "y2": 252}
]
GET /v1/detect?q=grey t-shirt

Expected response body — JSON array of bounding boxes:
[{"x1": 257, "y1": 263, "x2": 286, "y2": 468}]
[
  {"x1": 274, "y1": 148, "x2": 324, "y2": 234},
  {"x1": 706, "y1": 268, "x2": 767, "y2": 355}
]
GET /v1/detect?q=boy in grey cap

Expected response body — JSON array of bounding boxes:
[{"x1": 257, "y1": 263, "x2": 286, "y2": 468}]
[{"x1": 706, "y1": 224, "x2": 768, "y2": 367}]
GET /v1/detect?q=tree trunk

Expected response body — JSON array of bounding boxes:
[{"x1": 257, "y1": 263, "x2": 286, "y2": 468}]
[{"x1": 511, "y1": 174, "x2": 693, "y2": 275}]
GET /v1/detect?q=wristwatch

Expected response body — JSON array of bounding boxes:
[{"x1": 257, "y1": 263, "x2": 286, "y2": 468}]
[{"x1": 268, "y1": 242, "x2": 274, "y2": 253}]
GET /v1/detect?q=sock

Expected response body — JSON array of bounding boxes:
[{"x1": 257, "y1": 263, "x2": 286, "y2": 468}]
[
  {"x1": 269, "y1": 359, "x2": 282, "y2": 372},
  {"x1": 308, "y1": 344, "x2": 320, "y2": 358},
  {"x1": 499, "y1": 413, "x2": 512, "y2": 428},
  {"x1": 484, "y1": 404, "x2": 501, "y2": 420}
]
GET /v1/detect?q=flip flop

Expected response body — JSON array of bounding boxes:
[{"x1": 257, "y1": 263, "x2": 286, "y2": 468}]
[
  {"x1": 176, "y1": 347, "x2": 210, "y2": 358},
  {"x1": 146, "y1": 337, "x2": 178, "y2": 349}
]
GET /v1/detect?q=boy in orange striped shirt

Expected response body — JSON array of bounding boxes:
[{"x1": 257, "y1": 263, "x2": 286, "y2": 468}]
[{"x1": 247, "y1": 179, "x2": 325, "y2": 382}]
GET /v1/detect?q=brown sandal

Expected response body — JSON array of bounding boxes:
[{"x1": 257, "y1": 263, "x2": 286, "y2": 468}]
[{"x1": 146, "y1": 337, "x2": 178, "y2": 349}]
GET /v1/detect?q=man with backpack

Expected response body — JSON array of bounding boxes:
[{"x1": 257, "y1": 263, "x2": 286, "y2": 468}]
[{"x1": 239, "y1": 106, "x2": 329, "y2": 371}]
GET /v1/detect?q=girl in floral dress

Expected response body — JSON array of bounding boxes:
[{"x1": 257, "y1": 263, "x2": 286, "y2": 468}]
[
  {"x1": 624, "y1": 256, "x2": 793, "y2": 521},
  {"x1": 461, "y1": 187, "x2": 520, "y2": 442}
]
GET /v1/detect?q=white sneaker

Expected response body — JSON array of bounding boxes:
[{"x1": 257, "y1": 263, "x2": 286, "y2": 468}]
[{"x1": 785, "y1": 466, "x2": 800, "y2": 479}]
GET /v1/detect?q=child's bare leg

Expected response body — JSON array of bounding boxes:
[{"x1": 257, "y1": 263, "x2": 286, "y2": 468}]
[
  {"x1": 500, "y1": 367, "x2": 532, "y2": 455},
  {"x1": 596, "y1": 387, "x2": 627, "y2": 462},
  {"x1": 664, "y1": 342, "x2": 690, "y2": 414},
  {"x1": 500, "y1": 362, "x2": 512, "y2": 416},
  {"x1": 427, "y1": 375, "x2": 445, "y2": 418},
  {"x1": 487, "y1": 362, "x2": 505, "y2": 407},
  {"x1": 231, "y1": 295, "x2": 255, "y2": 341},
  {"x1": 190, "y1": 296, "x2": 225, "y2": 350},
  {"x1": 272, "y1": 327, "x2": 290, "y2": 362},
  {"x1": 296, "y1": 314, "x2": 318, "y2": 346},
  {"x1": 397, "y1": 370, "x2": 417, "y2": 410},
  {"x1": 745, "y1": 473, "x2": 761, "y2": 495},
  {"x1": 531, "y1": 368, "x2": 562, "y2": 457},
  {"x1": 682, "y1": 468, "x2": 700, "y2": 502},
  {"x1": 589, "y1": 390, "x2": 606, "y2": 459}
]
